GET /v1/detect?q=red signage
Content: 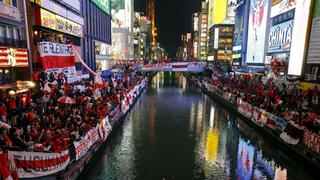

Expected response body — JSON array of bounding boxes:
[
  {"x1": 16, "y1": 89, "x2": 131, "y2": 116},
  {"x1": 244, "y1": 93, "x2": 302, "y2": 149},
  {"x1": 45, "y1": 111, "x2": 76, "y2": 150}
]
[{"x1": 0, "y1": 47, "x2": 29, "y2": 67}]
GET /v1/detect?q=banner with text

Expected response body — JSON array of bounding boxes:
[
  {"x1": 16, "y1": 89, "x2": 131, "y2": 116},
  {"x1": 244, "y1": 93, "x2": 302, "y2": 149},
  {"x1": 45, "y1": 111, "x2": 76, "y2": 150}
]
[
  {"x1": 38, "y1": 42, "x2": 76, "y2": 75},
  {"x1": 74, "y1": 124, "x2": 100, "y2": 161},
  {"x1": 8, "y1": 150, "x2": 70, "y2": 178},
  {"x1": 303, "y1": 129, "x2": 320, "y2": 154}
]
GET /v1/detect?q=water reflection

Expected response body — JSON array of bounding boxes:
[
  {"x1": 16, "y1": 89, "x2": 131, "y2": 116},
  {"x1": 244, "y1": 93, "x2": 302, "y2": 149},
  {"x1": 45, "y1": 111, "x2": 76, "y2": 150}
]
[{"x1": 80, "y1": 73, "x2": 316, "y2": 180}]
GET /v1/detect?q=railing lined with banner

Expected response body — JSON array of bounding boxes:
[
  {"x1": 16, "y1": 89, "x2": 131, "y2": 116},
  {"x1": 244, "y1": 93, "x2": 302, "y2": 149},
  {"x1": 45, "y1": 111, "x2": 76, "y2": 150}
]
[
  {"x1": 0, "y1": 77, "x2": 148, "y2": 179},
  {"x1": 194, "y1": 77, "x2": 320, "y2": 157}
]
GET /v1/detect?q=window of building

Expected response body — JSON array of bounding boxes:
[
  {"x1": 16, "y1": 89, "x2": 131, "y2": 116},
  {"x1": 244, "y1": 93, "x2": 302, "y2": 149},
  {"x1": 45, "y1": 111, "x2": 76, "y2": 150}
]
[
  {"x1": 13, "y1": 28, "x2": 19, "y2": 40},
  {"x1": 7, "y1": 27, "x2": 13, "y2": 39},
  {"x1": 0, "y1": 25, "x2": 5, "y2": 43}
]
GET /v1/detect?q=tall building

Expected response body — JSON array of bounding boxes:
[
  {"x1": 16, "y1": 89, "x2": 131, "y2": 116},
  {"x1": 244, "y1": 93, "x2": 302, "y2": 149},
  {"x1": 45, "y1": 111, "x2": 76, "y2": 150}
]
[
  {"x1": 198, "y1": 1, "x2": 208, "y2": 61},
  {"x1": 0, "y1": 0, "x2": 31, "y2": 88},
  {"x1": 110, "y1": 0, "x2": 134, "y2": 61},
  {"x1": 82, "y1": 0, "x2": 112, "y2": 72},
  {"x1": 207, "y1": 0, "x2": 236, "y2": 62},
  {"x1": 147, "y1": 0, "x2": 157, "y2": 60},
  {"x1": 133, "y1": 12, "x2": 151, "y2": 61}
]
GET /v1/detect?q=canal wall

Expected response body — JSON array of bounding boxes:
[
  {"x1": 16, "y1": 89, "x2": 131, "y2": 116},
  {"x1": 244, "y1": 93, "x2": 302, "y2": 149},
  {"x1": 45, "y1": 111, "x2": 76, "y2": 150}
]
[
  {"x1": 61, "y1": 77, "x2": 149, "y2": 180},
  {"x1": 184, "y1": 73, "x2": 320, "y2": 170}
]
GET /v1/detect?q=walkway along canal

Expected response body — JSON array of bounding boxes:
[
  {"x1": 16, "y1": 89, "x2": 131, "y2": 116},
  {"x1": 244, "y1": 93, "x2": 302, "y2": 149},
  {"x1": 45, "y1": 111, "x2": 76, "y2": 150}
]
[{"x1": 79, "y1": 72, "x2": 318, "y2": 180}]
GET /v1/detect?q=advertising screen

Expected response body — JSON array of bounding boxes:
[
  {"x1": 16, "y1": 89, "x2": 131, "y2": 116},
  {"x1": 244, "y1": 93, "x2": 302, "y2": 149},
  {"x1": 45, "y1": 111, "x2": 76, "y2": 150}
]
[
  {"x1": 268, "y1": 19, "x2": 294, "y2": 53},
  {"x1": 246, "y1": 0, "x2": 270, "y2": 64},
  {"x1": 111, "y1": 0, "x2": 132, "y2": 30},
  {"x1": 307, "y1": 0, "x2": 320, "y2": 64},
  {"x1": 233, "y1": 0, "x2": 245, "y2": 52},
  {"x1": 213, "y1": 0, "x2": 227, "y2": 25}
]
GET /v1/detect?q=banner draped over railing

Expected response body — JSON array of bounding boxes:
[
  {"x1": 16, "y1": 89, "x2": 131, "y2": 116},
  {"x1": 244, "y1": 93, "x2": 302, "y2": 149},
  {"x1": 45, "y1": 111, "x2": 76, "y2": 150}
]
[{"x1": 0, "y1": 77, "x2": 148, "y2": 179}]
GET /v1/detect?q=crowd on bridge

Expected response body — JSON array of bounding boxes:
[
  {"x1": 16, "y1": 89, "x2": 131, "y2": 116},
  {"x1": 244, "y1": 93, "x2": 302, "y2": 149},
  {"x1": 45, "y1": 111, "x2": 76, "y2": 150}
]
[
  {"x1": 0, "y1": 65, "x2": 145, "y2": 153},
  {"x1": 199, "y1": 63, "x2": 320, "y2": 134}
]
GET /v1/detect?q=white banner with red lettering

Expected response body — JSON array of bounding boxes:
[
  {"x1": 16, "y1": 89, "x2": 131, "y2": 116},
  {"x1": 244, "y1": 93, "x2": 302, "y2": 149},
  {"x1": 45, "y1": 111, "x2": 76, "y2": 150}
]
[
  {"x1": 237, "y1": 99, "x2": 253, "y2": 118},
  {"x1": 38, "y1": 42, "x2": 76, "y2": 75},
  {"x1": 74, "y1": 124, "x2": 100, "y2": 161},
  {"x1": 303, "y1": 130, "x2": 320, "y2": 154},
  {"x1": 8, "y1": 150, "x2": 70, "y2": 178}
]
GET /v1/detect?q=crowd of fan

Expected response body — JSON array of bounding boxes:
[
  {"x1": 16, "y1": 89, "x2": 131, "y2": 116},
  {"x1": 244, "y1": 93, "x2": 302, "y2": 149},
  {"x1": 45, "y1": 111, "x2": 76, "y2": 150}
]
[
  {"x1": 0, "y1": 66, "x2": 145, "y2": 153},
  {"x1": 199, "y1": 64, "x2": 320, "y2": 134}
]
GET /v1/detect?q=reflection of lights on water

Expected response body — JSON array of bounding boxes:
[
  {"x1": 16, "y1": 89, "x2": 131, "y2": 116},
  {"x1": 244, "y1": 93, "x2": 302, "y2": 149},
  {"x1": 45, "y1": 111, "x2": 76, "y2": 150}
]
[
  {"x1": 237, "y1": 137, "x2": 255, "y2": 180},
  {"x1": 189, "y1": 103, "x2": 195, "y2": 130},
  {"x1": 205, "y1": 126, "x2": 219, "y2": 162},
  {"x1": 209, "y1": 106, "x2": 215, "y2": 128}
]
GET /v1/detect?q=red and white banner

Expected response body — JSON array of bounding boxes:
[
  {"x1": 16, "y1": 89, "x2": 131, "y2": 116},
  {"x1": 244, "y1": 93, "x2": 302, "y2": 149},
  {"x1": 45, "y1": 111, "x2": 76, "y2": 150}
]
[
  {"x1": 99, "y1": 116, "x2": 112, "y2": 142},
  {"x1": 251, "y1": 108, "x2": 268, "y2": 127},
  {"x1": 8, "y1": 150, "x2": 70, "y2": 178},
  {"x1": 265, "y1": 113, "x2": 278, "y2": 130},
  {"x1": 237, "y1": 99, "x2": 253, "y2": 118},
  {"x1": 38, "y1": 42, "x2": 76, "y2": 75},
  {"x1": 303, "y1": 130, "x2": 320, "y2": 154},
  {"x1": 172, "y1": 63, "x2": 188, "y2": 72},
  {"x1": 74, "y1": 124, "x2": 100, "y2": 161},
  {"x1": 0, "y1": 153, "x2": 18, "y2": 180}
]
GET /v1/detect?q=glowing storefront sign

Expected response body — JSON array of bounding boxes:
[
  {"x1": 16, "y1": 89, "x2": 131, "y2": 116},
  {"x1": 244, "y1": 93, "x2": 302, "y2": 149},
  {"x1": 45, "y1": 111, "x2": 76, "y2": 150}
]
[
  {"x1": 288, "y1": 0, "x2": 312, "y2": 75},
  {"x1": 246, "y1": 0, "x2": 270, "y2": 64},
  {"x1": 39, "y1": 8, "x2": 83, "y2": 37}
]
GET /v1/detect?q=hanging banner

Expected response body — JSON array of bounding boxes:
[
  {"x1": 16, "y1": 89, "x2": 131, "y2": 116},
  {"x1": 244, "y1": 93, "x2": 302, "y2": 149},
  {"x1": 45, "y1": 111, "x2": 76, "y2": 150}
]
[
  {"x1": 303, "y1": 129, "x2": 320, "y2": 154},
  {"x1": 8, "y1": 150, "x2": 70, "y2": 178},
  {"x1": 38, "y1": 42, "x2": 76, "y2": 75},
  {"x1": 251, "y1": 108, "x2": 268, "y2": 126},
  {"x1": 237, "y1": 99, "x2": 253, "y2": 118},
  {"x1": 74, "y1": 124, "x2": 100, "y2": 161}
]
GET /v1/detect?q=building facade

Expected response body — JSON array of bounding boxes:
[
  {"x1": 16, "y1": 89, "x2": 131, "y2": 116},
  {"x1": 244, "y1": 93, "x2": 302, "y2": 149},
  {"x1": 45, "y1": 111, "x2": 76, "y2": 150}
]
[
  {"x1": 82, "y1": 0, "x2": 112, "y2": 72},
  {"x1": 0, "y1": 0, "x2": 30, "y2": 85}
]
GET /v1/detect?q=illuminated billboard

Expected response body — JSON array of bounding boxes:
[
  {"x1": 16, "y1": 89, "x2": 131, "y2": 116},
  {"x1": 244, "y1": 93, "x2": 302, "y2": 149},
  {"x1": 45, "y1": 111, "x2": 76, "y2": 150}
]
[
  {"x1": 288, "y1": 0, "x2": 312, "y2": 75},
  {"x1": 246, "y1": 0, "x2": 270, "y2": 64},
  {"x1": 233, "y1": 0, "x2": 246, "y2": 52},
  {"x1": 268, "y1": 19, "x2": 294, "y2": 53},
  {"x1": 213, "y1": 0, "x2": 227, "y2": 25},
  {"x1": 307, "y1": 0, "x2": 320, "y2": 64},
  {"x1": 111, "y1": 0, "x2": 133, "y2": 30}
]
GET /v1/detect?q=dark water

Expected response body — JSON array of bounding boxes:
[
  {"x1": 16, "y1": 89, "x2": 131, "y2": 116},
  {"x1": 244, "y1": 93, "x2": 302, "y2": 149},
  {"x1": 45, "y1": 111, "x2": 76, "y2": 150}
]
[{"x1": 80, "y1": 72, "x2": 318, "y2": 180}]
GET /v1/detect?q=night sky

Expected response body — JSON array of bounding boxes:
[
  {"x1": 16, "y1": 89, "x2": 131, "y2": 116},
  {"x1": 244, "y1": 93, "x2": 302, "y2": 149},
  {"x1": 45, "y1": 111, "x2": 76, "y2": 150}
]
[{"x1": 135, "y1": 0, "x2": 201, "y2": 58}]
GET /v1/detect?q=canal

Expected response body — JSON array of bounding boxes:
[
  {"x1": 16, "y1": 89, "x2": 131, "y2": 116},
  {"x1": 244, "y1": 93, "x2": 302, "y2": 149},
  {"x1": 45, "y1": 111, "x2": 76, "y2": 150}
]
[{"x1": 80, "y1": 72, "x2": 317, "y2": 180}]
